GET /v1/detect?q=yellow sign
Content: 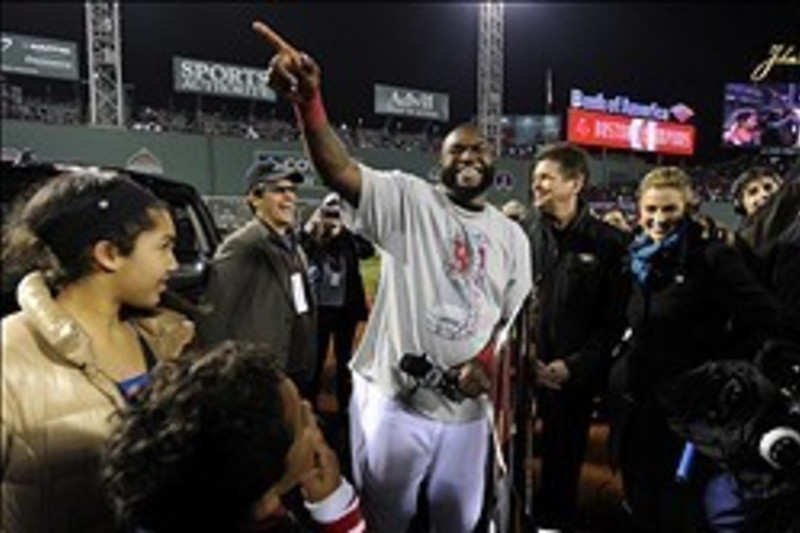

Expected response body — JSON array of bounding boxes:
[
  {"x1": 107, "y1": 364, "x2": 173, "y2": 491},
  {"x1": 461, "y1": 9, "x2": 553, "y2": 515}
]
[{"x1": 751, "y1": 44, "x2": 799, "y2": 82}]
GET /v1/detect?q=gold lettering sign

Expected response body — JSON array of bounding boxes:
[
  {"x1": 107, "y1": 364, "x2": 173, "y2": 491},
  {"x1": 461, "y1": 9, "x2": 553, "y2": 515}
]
[{"x1": 751, "y1": 44, "x2": 800, "y2": 82}]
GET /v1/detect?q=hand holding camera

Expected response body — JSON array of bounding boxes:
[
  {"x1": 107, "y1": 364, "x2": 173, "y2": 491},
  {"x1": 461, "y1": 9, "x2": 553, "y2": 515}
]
[
  {"x1": 399, "y1": 352, "x2": 492, "y2": 402},
  {"x1": 399, "y1": 353, "x2": 466, "y2": 403}
]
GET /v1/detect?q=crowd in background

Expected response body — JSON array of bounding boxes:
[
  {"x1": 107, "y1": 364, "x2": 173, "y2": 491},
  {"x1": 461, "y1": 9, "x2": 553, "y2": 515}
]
[
  {"x1": 4, "y1": 78, "x2": 796, "y2": 190},
  {"x1": 4, "y1": 78, "x2": 799, "y2": 253}
]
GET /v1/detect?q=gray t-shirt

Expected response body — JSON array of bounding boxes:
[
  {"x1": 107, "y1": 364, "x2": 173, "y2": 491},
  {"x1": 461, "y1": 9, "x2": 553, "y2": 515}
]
[{"x1": 344, "y1": 164, "x2": 532, "y2": 422}]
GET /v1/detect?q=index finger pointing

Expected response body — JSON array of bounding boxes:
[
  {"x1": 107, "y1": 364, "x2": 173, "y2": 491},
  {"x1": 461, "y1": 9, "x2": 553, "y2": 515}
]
[{"x1": 252, "y1": 20, "x2": 298, "y2": 54}]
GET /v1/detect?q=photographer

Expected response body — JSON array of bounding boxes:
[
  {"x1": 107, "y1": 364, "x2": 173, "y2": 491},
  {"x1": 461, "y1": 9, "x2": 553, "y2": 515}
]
[
  {"x1": 301, "y1": 193, "x2": 374, "y2": 434},
  {"x1": 733, "y1": 172, "x2": 800, "y2": 342},
  {"x1": 673, "y1": 166, "x2": 800, "y2": 532}
]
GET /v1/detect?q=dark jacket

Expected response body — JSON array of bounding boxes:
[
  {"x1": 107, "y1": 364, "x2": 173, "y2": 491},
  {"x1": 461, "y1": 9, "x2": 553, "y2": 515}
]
[
  {"x1": 736, "y1": 180, "x2": 800, "y2": 341},
  {"x1": 524, "y1": 202, "x2": 630, "y2": 391},
  {"x1": 737, "y1": 180, "x2": 799, "y2": 255},
  {"x1": 300, "y1": 227, "x2": 374, "y2": 321},
  {"x1": 767, "y1": 219, "x2": 800, "y2": 341},
  {"x1": 607, "y1": 218, "x2": 783, "y2": 495},
  {"x1": 196, "y1": 218, "x2": 316, "y2": 380},
  {"x1": 613, "y1": 219, "x2": 781, "y2": 401}
]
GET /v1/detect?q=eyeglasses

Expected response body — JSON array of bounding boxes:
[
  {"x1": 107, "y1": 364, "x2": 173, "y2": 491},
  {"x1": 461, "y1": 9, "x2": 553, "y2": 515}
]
[{"x1": 268, "y1": 184, "x2": 298, "y2": 195}]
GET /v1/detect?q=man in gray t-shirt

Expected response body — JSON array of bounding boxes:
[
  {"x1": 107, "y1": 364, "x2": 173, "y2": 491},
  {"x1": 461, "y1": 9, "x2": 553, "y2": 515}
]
[{"x1": 257, "y1": 21, "x2": 531, "y2": 533}]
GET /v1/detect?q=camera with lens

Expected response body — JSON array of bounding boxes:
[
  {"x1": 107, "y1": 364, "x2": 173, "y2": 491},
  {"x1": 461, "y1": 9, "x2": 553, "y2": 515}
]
[
  {"x1": 321, "y1": 207, "x2": 340, "y2": 220},
  {"x1": 662, "y1": 340, "x2": 800, "y2": 491},
  {"x1": 399, "y1": 353, "x2": 465, "y2": 403}
]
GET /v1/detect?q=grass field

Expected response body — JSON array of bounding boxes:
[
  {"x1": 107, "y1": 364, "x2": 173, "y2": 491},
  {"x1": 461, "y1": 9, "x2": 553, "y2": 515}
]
[{"x1": 359, "y1": 254, "x2": 381, "y2": 303}]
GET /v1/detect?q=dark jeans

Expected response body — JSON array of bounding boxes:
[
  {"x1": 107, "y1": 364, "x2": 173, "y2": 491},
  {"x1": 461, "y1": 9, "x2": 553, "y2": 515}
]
[
  {"x1": 618, "y1": 400, "x2": 709, "y2": 533},
  {"x1": 534, "y1": 387, "x2": 594, "y2": 530},
  {"x1": 312, "y1": 307, "x2": 359, "y2": 414},
  {"x1": 705, "y1": 472, "x2": 800, "y2": 533}
]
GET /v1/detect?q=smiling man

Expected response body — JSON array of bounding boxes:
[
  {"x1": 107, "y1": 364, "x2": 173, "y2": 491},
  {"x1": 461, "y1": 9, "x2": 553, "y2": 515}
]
[
  {"x1": 524, "y1": 142, "x2": 630, "y2": 532},
  {"x1": 255, "y1": 20, "x2": 532, "y2": 532},
  {"x1": 196, "y1": 159, "x2": 317, "y2": 398}
]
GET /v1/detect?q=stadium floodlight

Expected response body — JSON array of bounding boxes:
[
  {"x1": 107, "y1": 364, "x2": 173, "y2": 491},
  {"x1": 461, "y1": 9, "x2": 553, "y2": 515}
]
[
  {"x1": 85, "y1": 1, "x2": 125, "y2": 127},
  {"x1": 478, "y1": 1, "x2": 504, "y2": 156}
]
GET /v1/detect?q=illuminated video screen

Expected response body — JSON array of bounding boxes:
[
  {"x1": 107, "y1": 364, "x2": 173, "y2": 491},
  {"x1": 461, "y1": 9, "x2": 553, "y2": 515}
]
[{"x1": 722, "y1": 83, "x2": 800, "y2": 150}]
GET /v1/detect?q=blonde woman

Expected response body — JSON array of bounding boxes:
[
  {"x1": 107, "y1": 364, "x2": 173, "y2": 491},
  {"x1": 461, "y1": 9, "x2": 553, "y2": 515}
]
[{"x1": 608, "y1": 167, "x2": 780, "y2": 532}]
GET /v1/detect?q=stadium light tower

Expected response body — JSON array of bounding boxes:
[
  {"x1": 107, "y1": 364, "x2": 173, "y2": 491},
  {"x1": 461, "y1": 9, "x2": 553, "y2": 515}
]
[
  {"x1": 85, "y1": 1, "x2": 124, "y2": 127},
  {"x1": 478, "y1": 0, "x2": 504, "y2": 157}
]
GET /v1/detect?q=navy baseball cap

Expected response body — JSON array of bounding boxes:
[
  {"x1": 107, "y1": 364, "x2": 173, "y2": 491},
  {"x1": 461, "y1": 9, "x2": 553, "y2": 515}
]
[{"x1": 243, "y1": 159, "x2": 303, "y2": 192}]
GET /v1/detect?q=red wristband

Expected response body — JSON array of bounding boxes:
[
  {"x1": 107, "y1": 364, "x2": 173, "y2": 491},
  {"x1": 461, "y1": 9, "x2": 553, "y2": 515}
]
[
  {"x1": 293, "y1": 90, "x2": 328, "y2": 132},
  {"x1": 475, "y1": 339, "x2": 495, "y2": 377}
]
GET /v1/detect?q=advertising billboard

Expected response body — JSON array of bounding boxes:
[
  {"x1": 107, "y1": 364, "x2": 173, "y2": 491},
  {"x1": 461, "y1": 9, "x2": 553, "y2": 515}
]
[
  {"x1": 172, "y1": 56, "x2": 276, "y2": 101},
  {"x1": 374, "y1": 84, "x2": 449, "y2": 122},
  {"x1": 1, "y1": 32, "x2": 79, "y2": 81},
  {"x1": 722, "y1": 82, "x2": 799, "y2": 149},
  {"x1": 567, "y1": 108, "x2": 696, "y2": 156},
  {"x1": 501, "y1": 115, "x2": 561, "y2": 146},
  {"x1": 252, "y1": 151, "x2": 316, "y2": 183},
  {"x1": 569, "y1": 87, "x2": 695, "y2": 124}
]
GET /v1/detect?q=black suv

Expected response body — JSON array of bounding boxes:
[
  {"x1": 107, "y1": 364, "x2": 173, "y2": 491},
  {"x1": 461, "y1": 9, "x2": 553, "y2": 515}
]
[{"x1": 1, "y1": 159, "x2": 221, "y2": 318}]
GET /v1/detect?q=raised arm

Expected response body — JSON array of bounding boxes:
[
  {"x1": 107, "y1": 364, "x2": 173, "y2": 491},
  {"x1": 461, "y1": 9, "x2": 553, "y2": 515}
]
[{"x1": 253, "y1": 21, "x2": 362, "y2": 207}]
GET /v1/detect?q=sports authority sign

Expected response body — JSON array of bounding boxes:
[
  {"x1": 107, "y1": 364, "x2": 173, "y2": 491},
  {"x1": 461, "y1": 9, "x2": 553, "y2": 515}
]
[
  {"x1": 567, "y1": 109, "x2": 696, "y2": 156},
  {"x1": 374, "y1": 84, "x2": 450, "y2": 122},
  {"x1": 173, "y1": 56, "x2": 276, "y2": 101},
  {"x1": 1, "y1": 32, "x2": 79, "y2": 81}
]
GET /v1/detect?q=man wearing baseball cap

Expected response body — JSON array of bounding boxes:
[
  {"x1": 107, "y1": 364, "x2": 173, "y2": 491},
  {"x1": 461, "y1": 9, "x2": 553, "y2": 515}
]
[{"x1": 197, "y1": 158, "x2": 318, "y2": 399}]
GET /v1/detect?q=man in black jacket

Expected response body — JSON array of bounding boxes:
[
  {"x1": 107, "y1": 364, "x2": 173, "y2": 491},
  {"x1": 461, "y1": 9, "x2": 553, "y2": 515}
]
[
  {"x1": 301, "y1": 193, "x2": 375, "y2": 418},
  {"x1": 524, "y1": 142, "x2": 630, "y2": 532},
  {"x1": 732, "y1": 168, "x2": 799, "y2": 340}
]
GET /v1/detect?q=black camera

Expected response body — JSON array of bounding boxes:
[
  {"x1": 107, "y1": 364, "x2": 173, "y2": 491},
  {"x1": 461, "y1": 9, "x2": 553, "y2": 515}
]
[
  {"x1": 399, "y1": 353, "x2": 465, "y2": 403},
  {"x1": 753, "y1": 340, "x2": 800, "y2": 472},
  {"x1": 321, "y1": 207, "x2": 340, "y2": 219},
  {"x1": 662, "y1": 340, "x2": 800, "y2": 489}
]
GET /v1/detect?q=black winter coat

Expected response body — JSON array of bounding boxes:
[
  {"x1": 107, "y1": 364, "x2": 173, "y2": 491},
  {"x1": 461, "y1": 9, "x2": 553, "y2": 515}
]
[
  {"x1": 524, "y1": 203, "x2": 631, "y2": 391},
  {"x1": 300, "y1": 227, "x2": 375, "y2": 321},
  {"x1": 618, "y1": 220, "x2": 782, "y2": 398},
  {"x1": 608, "y1": 218, "x2": 781, "y2": 470}
]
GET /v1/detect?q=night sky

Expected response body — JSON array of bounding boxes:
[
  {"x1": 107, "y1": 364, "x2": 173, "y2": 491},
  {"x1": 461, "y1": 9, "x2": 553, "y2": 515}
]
[{"x1": 2, "y1": 2, "x2": 798, "y2": 163}]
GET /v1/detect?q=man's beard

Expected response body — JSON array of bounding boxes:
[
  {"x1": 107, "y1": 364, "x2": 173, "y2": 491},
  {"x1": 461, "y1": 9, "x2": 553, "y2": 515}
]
[{"x1": 440, "y1": 163, "x2": 495, "y2": 204}]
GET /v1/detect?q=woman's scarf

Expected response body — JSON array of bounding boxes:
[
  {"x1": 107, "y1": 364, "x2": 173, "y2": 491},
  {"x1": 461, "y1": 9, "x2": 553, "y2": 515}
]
[{"x1": 630, "y1": 219, "x2": 689, "y2": 286}]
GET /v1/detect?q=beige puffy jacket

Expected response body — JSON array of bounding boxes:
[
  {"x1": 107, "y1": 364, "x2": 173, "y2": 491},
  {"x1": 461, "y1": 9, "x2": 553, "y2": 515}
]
[{"x1": 1, "y1": 272, "x2": 194, "y2": 533}]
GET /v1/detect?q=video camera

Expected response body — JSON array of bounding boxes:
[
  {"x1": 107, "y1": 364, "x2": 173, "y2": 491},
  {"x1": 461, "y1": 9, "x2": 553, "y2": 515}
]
[
  {"x1": 663, "y1": 340, "x2": 800, "y2": 491},
  {"x1": 321, "y1": 206, "x2": 340, "y2": 219},
  {"x1": 399, "y1": 353, "x2": 465, "y2": 403}
]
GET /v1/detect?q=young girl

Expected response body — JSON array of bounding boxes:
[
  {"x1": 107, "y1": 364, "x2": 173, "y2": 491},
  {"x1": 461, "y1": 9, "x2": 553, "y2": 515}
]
[{"x1": 1, "y1": 168, "x2": 194, "y2": 532}]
